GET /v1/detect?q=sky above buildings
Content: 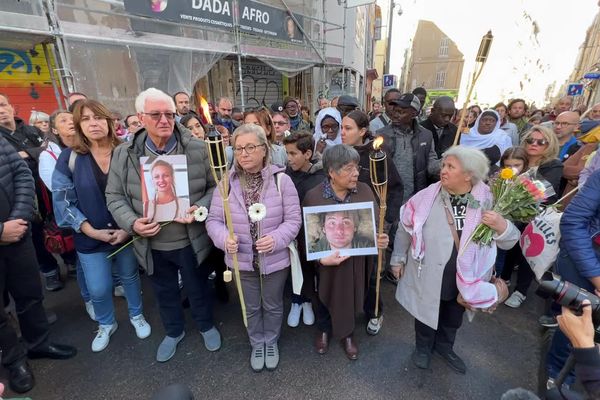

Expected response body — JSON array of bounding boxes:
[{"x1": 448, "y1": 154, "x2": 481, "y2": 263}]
[{"x1": 388, "y1": 0, "x2": 598, "y2": 107}]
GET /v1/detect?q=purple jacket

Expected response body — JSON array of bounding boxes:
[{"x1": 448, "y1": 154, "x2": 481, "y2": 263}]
[{"x1": 206, "y1": 164, "x2": 301, "y2": 274}]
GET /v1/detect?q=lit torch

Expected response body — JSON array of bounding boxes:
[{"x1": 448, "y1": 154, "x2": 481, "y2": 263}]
[
  {"x1": 200, "y1": 97, "x2": 248, "y2": 328},
  {"x1": 369, "y1": 136, "x2": 388, "y2": 317}
]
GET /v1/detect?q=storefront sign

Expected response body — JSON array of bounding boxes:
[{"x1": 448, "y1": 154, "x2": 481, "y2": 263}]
[{"x1": 124, "y1": 0, "x2": 304, "y2": 43}]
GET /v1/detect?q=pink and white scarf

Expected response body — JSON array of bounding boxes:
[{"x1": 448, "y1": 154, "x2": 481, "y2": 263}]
[{"x1": 400, "y1": 181, "x2": 498, "y2": 308}]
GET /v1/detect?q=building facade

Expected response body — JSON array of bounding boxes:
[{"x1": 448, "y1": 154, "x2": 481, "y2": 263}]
[
  {"x1": 1, "y1": 0, "x2": 376, "y2": 119},
  {"x1": 404, "y1": 20, "x2": 464, "y2": 104}
]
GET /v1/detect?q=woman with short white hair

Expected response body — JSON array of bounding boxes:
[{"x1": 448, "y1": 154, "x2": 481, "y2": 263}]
[
  {"x1": 29, "y1": 111, "x2": 50, "y2": 136},
  {"x1": 390, "y1": 145, "x2": 518, "y2": 374}
]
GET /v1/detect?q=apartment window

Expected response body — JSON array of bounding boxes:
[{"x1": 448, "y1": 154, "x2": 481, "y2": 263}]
[
  {"x1": 439, "y1": 37, "x2": 449, "y2": 57},
  {"x1": 435, "y1": 70, "x2": 446, "y2": 88}
]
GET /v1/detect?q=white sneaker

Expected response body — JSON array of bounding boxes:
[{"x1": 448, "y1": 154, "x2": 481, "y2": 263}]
[
  {"x1": 130, "y1": 314, "x2": 151, "y2": 339},
  {"x1": 113, "y1": 285, "x2": 125, "y2": 297},
  {"x1": 302, "y1": 302, "x2": 315, "y2": 325},
  {"x1": 287, "y1": 303, "x2": 301, "y2": 327},
  {"x1": 504, "y1": 291, "x2": 526, "y2": 308},
  {"x1": 85, "y1": 301, "x2": 96, "y2": 321},
  {"x1": 367, "y1": 315, "x2": 384, "y2": 335},
  {"x1": 92, "y1": 323, "x2": 118, "y2": 352}
]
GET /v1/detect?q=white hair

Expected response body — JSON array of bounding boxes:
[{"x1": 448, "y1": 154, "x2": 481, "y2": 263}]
[
  {"x1": 442, "y1": 145, "x2": 490, "y2": 184},
  {"x1": 29, "y1": 111, "x2": 49, "y2": 125},
  {"x1": 135, "y1": 88, "x2": 176, "y2": 113}
]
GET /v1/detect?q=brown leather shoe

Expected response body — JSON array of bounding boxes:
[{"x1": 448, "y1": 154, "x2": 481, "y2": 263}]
[
  {"x1": 315, "y1": 332, "x2": 329, "y2": 354},
  {"x1": 342, "y1": 335, "x2": 358, "y2": 360}
]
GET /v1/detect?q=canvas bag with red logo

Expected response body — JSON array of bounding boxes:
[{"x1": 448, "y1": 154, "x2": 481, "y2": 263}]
[{"x1": 520, "y1": 207, "x2": 562, "y2": 281}]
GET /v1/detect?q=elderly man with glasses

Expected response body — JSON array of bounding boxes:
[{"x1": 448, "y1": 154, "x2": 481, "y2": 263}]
[
  {"x1": 105, "y1": 88, "x2": 221, "y2": 363},
  {"x1": 552, "y1": 111, "x2": 582, "y2": 163}
]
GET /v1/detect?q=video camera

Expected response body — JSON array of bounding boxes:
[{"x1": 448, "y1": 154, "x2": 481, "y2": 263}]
[{"x1": 536, "y1": 271, "x2": 600, "y2": 341}]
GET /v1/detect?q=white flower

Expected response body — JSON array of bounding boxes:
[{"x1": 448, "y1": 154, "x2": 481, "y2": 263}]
[
  {"x1": 248, "y1": 203, "x2": 267, "y2": 223},
  {"x1": 193, "y1": 206, "x2": 209, "y2": 222}
]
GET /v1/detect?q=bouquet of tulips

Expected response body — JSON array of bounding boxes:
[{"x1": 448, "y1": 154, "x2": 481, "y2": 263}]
[{"x1": 470, "y1": 168, "x2": 554, "y2": 246}]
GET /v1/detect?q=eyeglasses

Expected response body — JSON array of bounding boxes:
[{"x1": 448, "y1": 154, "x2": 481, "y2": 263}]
[
  {"x1": 321, "y1": 123, "x2": 339, "y2": 132},
  {"x1": 553, "y1": 121, "x2": 578, "y2": 127},
  {"x1": 233, "y1": 143, "x2": 265, "y2": 155},
  {"x1": 143, "y1": 112, "x2": 175, "y2": 121},
  {"x1": 273, "y1": 121, "x2": 289, "y2": 126},
  {"x1": 525, "y1": 138, "x2": 549, "y2": 146},
  {"x1": 338, "y1": 164, "x2": 360, "y2": 174}
]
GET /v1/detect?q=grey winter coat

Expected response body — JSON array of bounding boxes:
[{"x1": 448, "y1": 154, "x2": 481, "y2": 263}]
[{"x1": 105, "y1": 125, "x2": 215, "y2": 275}]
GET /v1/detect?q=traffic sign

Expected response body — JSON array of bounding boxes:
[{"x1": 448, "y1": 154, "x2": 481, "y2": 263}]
[
  {"x1": 383, "y1": 74, "x2": 397, "y2": 89},
  {"x1": 567, "y1": 83, "x2": 584, "y2": 96},
  {"x1": 584, "y1": 72, "x2": 600, "y2": 80}
]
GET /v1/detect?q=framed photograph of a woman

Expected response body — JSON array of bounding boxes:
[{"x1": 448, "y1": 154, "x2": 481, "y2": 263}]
[
  {"x1": 141, "y1": 155, "x2": 191, "y2": 222},
  {"x1": 303, "y1": 202, "x2": 377, "y2": 261}
]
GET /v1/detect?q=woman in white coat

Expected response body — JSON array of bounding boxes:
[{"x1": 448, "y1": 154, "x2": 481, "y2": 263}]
[{"x1": 390, "y1": 146, "x2": 517, "y2": 374}]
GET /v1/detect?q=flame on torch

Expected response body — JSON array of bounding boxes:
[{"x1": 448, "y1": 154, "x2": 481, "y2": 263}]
[
  {"x1": 373, "y1": 136, "x2": 384, "y2": 151},
  {"x1": 199, "y1": 96, "x2": 213, "y2": 125}
]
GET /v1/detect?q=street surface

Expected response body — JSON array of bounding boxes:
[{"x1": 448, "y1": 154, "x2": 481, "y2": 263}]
[{"x1": 9, "y1": 273, "x2": 543, "y2": 399}]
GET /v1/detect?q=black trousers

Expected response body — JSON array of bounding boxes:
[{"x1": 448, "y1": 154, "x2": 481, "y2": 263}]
[
  {"x1": 500, "y1": 243, "x2": 535, "y2": 295},
  {"x1": 414, "y1": 298, "x2": 465, "y2": 354},
  {"x1": 148, "y1": 246, "x2": 214, "y2": 337},
  {"x1": 363, "y1": 258, "x2": 383, "y2": 319},
  {"x1": 30, "y1": 221, "x2": 59, "y2": 275},
  {"x1": 0, "y1": 237, "x2": 49, "y2": 366}
]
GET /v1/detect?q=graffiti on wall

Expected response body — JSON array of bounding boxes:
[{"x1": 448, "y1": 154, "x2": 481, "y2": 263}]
[
  {"x1": 0, "y1": 45, "x2": 60, "y2": 119},
  {"x1": 235, "y1": 62, "x2": 282, "y2": 109}
]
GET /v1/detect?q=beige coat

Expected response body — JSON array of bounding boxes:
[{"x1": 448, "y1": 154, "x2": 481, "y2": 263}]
[{"x1": 390, "y1": 191, "x2": 519, "y2": 329}]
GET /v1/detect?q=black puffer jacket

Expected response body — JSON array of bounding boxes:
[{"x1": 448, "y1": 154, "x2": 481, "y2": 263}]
[
  {"x1": 0, "y1": 118, "x2": 44, "y2": 174},
  {"x1": 0, "y1": 136, "x2": 35, "y2": 239}
]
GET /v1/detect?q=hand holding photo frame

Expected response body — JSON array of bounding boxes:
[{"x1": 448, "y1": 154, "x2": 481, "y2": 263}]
[
  {"x1": 303, "y1": 202, "x2": 378, "y2": 261},
  {"x1": 141, "y1": 155, "x2": 191, "y2": 223}
]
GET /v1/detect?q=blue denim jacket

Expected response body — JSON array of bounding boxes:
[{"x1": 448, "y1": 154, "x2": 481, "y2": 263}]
[{"x1": 51, "y1": 149, "x2": 116, "y2": 254}]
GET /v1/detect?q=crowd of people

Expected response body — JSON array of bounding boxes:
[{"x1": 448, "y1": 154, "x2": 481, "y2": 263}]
[{"x1": 0, "y1": 84, "x2": 599, "y2": 399}]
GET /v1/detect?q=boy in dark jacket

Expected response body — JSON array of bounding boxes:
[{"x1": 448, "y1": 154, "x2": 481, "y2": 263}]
[{"x1": 283, "y1": 131, "x2": 326, "y2": 328}]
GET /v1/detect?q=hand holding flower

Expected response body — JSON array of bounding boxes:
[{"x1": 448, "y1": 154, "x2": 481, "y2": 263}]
[
  {"x1": 481, "y1": 211, "x2": 507, "y2": 235},
  {"x1": 133, "y1": 217, "x2": 161, "y2": 237},
  {"x1": 255, "y1": 235, "x2": 275, "y2": 253},
  {"x1": 175, "y1": 205, "x2": 198, "y2": 224}
]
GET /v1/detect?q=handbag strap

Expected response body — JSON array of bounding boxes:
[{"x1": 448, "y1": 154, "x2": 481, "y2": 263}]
[{"x1": 443, "y1": 201, "x2": 460, "y2": 252}]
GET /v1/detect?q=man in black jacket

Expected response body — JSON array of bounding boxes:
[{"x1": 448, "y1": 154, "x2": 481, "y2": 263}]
[
  {"x1": 0, "y1": 93, "x2": 63, "y2": 291},
  {"x1": 421, "y1": 96, "x2": 458, "y2": 158},
  {"x1": 0, "y1": 136, "x2": 76, "y2": 393},
  {"x1": 376, "y1": 93, "x2": 439, "y2": 204}
]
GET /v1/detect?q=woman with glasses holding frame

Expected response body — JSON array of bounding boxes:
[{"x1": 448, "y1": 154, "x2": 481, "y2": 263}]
[{"x1": 206, "y1": 123, "x2": 301, "y2": 372}]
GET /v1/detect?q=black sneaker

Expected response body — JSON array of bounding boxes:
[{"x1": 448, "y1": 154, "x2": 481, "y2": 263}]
[
  {"x1": 434, "y1": 348, "x2": 466, "y2": 374},
  {"x1": 411, "y1": 348, "x2": 431, "y2": 369},
  {"x1": 44, "y1": 275, "x2": 64, "y2": 292},
  {"x1": 538, "y1": 315, "x2": 558, "y2": 328}
]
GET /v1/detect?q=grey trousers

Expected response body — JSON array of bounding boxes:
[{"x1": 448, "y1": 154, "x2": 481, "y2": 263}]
[{"x1": 240, "y1": 268, "x2": 289, "y2": 348}]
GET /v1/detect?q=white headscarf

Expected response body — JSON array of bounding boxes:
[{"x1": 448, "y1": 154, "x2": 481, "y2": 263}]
[
  {"x1": 313, "y1": 107, "x2": 342, "y2": 147},
  {"x1": 460, "y1": 109, "x2": 512, "y2": 159}
]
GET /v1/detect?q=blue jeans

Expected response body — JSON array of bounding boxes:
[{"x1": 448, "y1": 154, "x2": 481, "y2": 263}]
[
  {"x1": 77, "y1": 247, "x2": 143, "y2": 325},
  {"x1": 75, "y1": 259, "x2": 90, "y2": 303}
]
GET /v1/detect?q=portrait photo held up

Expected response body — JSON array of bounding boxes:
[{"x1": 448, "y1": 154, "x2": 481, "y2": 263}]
[{"x1": 303, "y1": 202, "x2": 377, "y2": 261}]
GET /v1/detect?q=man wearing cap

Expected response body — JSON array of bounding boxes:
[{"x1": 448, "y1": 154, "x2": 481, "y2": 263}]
[
  {"x1": 376, "y1": 93, "x2": 439, "y2": 205},
  {"x1": 283, "y1": 97, "x2": 311, "y2": 132},
  {"x1": 336, "y1": 95, "x2": 360, "y2": 118},
  {"x1": 370, "y1": 89, "x2": 401, "y2": 133}
]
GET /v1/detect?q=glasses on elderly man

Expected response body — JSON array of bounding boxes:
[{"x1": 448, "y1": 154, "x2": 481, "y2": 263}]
[{"x1": 143, "y1": 112, "x2": 175, "y2": 121}]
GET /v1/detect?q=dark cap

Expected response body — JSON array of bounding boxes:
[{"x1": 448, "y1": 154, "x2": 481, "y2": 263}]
[
  {"x1": 283, "y1": 97, "x2": 297, "y2": 107},
  {"x1": 271, "y1": 101, "x2": 284, "y2": 113},
  {"x1": 388, "y1": 93, "x2": 421, "y2": 112},
  {"x1": 337, "y1": 95, "x2": 360, "y2": 108}
]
